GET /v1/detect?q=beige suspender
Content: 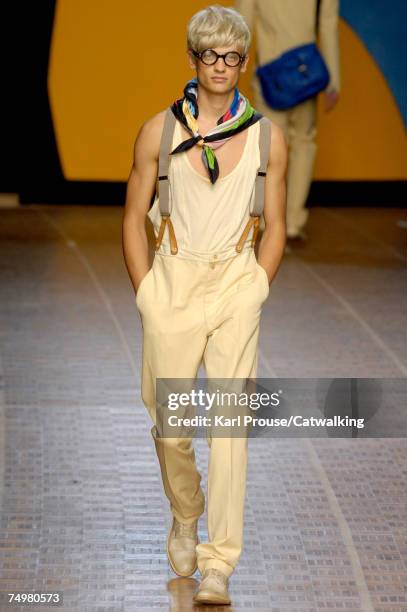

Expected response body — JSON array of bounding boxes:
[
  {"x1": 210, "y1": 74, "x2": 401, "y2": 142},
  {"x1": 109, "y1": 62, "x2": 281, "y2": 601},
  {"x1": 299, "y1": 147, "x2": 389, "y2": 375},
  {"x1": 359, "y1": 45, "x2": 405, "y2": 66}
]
[
  {"x1": 157, "y1": 108, "x2": 177, "y2": 217},
  {"x1": 235, "y1": 115, "x2": 271, "y2": 252},
  {"x1": 155, "y1": 107, "x2": 271, "y2": 254},
  {"x1": 155, "y1": 108, "x2": 178, "y2": 254}
]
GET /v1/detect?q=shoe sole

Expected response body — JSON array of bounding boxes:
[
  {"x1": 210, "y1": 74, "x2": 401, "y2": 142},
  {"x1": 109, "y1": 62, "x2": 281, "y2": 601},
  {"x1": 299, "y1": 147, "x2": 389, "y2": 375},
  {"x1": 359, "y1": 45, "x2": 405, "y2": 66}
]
[
  {"x1": 193, "y1": 591, "x2": 231, "y2": 605},
  {"x1": 166, "y1": 522, "x2": 198, "y2": 577}
]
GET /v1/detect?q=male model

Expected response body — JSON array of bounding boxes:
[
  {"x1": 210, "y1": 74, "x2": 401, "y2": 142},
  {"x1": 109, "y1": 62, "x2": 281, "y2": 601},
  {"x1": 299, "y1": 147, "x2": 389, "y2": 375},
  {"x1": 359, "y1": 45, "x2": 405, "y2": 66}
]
[
  {"x1": 235, "y1": 0, "x2": 340, "y2": 242},
  {"x1": 122, "y1": 4, "x2": 287, "y2": 605}
]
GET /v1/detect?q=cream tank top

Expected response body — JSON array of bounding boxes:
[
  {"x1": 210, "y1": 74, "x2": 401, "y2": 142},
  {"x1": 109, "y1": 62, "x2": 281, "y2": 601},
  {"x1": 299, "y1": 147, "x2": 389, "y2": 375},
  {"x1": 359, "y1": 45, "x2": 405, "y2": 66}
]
[{"x1": 148, "y1": 119, "x2": 261, "y2": 261}]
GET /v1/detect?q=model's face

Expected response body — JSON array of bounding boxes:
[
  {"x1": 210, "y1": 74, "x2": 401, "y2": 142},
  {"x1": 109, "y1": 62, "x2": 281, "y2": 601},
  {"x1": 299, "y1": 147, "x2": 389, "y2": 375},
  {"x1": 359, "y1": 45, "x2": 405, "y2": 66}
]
[{"x1": 188, "y1": 45, "x2": 249, "y2": 95}]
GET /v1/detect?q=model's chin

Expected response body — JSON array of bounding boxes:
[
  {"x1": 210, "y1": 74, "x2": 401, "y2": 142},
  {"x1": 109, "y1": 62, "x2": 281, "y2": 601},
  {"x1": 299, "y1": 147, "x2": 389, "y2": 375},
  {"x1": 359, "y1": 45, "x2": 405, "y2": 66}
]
[{"x1": 204, "y1": 79, "x2": 233, "y2": 93}]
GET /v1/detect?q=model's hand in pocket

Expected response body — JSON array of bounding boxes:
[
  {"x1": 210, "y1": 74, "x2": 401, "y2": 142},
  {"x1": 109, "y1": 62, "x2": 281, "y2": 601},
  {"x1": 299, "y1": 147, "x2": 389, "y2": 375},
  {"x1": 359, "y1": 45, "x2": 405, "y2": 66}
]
[
  {"x1": 136, "y1": 270, "x2": 148, "y2": 292},
  {"x1": 136, "y1": 267, "x2": 152, "y2": 296}
]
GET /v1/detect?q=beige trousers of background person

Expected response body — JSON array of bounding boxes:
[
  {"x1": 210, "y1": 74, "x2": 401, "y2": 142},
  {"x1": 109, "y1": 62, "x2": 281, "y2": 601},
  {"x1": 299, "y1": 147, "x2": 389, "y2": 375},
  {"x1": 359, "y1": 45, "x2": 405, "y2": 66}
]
[
  {"x1": 136, "y1": 245, "x2": 270, "y2": 578},
  {"x1": 252, "y1": 74, "x2": 318, "y2": 237},
  {"x1": 235, "y1": 0, "x2": 341, "y2": 236}
]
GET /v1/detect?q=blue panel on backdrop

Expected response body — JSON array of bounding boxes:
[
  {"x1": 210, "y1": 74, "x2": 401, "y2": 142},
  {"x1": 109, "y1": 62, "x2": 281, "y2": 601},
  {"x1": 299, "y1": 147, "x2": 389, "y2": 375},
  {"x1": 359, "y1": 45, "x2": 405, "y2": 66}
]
[{"x1": 340, "y1": 0, "x2": 407, "y2": 127}]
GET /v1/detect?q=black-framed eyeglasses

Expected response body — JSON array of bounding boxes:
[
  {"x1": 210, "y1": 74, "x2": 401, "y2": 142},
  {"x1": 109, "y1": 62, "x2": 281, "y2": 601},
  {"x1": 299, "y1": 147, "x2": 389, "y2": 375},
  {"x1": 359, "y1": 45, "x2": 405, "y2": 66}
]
[{"x1": 191, "y1": 48, "x2": 245, "y2": 68}]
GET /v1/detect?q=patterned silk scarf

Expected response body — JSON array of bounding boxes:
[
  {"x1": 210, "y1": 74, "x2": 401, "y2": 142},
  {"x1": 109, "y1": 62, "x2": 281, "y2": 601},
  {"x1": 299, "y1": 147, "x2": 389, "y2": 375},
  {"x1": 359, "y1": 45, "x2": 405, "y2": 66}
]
[{"x1": 170, "y1": 77, "x2": 263, "y2": 184}]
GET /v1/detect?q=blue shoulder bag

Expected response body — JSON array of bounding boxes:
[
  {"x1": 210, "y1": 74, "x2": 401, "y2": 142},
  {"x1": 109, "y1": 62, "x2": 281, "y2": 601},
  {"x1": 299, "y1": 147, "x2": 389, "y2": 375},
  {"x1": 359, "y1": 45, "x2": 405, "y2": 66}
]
[{"x1": 255, "y1": 1, "x2": 330, "y2": 110}]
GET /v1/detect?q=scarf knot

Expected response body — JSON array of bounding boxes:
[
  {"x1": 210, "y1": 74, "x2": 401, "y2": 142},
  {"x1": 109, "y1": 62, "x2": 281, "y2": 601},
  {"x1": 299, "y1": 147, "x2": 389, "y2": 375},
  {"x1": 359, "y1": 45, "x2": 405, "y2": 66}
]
[{"x1": 170, "y1": 77, "x2": 263, "y2": 184}]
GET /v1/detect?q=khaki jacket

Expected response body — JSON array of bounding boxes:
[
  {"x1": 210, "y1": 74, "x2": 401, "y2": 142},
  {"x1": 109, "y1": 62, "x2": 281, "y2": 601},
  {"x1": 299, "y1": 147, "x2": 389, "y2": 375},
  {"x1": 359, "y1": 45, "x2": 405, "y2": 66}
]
[{"x1": 234, "y1": 0, "x2": 341, "y2": 93}]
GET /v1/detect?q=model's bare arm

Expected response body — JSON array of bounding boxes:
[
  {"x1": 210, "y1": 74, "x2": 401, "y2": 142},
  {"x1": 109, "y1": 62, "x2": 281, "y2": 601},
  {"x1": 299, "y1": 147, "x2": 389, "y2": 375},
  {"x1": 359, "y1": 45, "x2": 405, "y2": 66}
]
[
  {"x1": 122, "y1": 112, "x2": 165, "y2": 295},
  {"x1": 257, "y1": 123, "x2": 288, "y2": 284}
]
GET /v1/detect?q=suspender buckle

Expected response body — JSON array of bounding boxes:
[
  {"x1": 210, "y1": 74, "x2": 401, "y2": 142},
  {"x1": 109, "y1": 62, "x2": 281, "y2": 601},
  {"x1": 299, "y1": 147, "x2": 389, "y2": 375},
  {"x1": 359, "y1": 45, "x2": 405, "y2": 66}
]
[
  {"x1": 155, "y1": 214, "x2": 178, "y2": 254},
  {"x1": 235, "y1": 215, "x2": 260, "y2": 252}
]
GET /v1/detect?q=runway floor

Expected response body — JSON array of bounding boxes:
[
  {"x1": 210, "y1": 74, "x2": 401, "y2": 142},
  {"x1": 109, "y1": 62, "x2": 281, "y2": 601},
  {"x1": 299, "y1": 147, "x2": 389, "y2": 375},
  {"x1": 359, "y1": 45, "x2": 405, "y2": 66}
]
[{"x1": 0, "y1": 204, "x2": 406, "y2": 611}]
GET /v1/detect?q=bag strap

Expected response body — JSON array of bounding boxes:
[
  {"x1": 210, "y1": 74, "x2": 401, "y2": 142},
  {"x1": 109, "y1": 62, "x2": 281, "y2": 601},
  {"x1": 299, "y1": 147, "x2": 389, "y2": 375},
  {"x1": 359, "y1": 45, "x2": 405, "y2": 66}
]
[
  {"x1": 157, "y1": 107, "x2": 177, "y2": 216},
  {"x1": 316, "y1": 0, "x2": 321, "y2": 32},
  {"x1": 251, "y1": 116, "x2": 271, "y2": 217}
]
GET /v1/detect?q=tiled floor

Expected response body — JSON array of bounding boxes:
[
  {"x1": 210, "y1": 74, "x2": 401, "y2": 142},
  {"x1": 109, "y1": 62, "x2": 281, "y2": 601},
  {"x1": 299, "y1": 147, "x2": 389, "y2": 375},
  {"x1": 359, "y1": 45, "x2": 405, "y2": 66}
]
[{"x1": 0, "y1": 204, "x2": 406, "y2": 611}]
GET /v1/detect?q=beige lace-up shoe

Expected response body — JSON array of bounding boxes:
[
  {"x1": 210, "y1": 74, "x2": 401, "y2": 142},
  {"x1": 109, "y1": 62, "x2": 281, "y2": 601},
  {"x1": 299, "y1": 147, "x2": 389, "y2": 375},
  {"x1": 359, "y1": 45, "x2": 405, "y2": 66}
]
[
  {"x1": 193, "y1": 567, "x2": 231, "y2": 605},
  {"x1": 166, "y1": 516, "x2": 198, "y2": 577}
]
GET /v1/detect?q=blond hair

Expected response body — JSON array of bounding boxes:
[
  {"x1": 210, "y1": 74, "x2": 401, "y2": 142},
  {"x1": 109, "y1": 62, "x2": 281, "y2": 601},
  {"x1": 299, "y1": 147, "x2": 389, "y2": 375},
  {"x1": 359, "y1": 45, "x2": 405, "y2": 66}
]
[{"x1": 187, "y1": 4, "x2": 251, "y2": 56}]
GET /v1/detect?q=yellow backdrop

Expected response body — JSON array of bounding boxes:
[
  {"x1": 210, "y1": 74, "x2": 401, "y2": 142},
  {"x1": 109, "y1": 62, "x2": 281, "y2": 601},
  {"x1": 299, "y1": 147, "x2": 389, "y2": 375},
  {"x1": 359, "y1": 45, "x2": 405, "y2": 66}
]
[{"x1": 48, "y1": 0, "x2": 407, "y2": 181}]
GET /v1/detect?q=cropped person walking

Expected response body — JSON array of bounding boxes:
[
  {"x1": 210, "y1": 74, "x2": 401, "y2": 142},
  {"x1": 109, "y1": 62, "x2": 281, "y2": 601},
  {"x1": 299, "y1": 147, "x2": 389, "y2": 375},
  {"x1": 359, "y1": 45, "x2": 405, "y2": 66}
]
[
  {"x1": 122, "y1": 4, "x2": 287, "y2": 605},
  {"x1": 235, "y1": 0, "x2": 340, "y2": 242}
]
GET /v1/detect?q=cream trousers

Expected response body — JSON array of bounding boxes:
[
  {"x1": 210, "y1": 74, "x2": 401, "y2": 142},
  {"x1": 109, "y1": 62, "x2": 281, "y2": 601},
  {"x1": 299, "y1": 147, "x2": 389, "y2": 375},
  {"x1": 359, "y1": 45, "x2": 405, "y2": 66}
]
[
  {"x1": 136, "y1": 247, "x2": 269, "y2": 578},
  {"x1": 252, "y1": 73, "x2": 318, "y2": 237}
]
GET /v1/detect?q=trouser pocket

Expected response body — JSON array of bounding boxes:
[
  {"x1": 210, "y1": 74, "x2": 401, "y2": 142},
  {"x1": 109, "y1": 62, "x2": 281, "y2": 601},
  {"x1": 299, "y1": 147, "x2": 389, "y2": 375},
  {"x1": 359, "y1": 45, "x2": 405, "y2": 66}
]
[
  {"x1": 135, "y1": 263, "x2": 155, "y2": 311},
  {"x1": 255, "y1": 261, "x2": 270, "y2": 301}
]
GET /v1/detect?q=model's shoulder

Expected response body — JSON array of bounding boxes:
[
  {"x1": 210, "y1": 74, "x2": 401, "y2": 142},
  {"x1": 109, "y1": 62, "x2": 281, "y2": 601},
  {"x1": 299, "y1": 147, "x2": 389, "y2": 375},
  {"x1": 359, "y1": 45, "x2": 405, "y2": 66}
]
[
  {"x1": 255, "y1": 117, "x2": 286, "y2": 160},
  {"x1": 269, "y1": 120, "x2": 285, "y2": 143},
  {"x1": 140, "y1": 109, "x2": 171, "y2": 139},
  {"x1": 267, "y1": 120, "x2": 288, "y2": 171},
  {"x1": 136, "y1": 109, "x2": 172, "y2": 158},
  {"x1": 266, "y1": 120, "x2": 287, "y2": 153}
]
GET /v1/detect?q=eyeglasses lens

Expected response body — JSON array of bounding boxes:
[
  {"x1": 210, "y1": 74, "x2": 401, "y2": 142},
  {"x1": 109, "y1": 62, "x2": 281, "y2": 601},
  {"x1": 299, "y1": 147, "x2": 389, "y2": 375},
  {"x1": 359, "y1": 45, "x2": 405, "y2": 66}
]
[{"x1": 200, "y1": 50, "x2": 241, "y2": 67}]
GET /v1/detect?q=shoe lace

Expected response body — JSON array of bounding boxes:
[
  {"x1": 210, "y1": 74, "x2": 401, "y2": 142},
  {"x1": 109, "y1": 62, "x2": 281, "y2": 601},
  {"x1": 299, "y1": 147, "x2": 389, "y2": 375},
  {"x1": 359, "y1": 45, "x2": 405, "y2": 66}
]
[{"x1": 205, "y1": 568, "x2": 228, "y2": 585}]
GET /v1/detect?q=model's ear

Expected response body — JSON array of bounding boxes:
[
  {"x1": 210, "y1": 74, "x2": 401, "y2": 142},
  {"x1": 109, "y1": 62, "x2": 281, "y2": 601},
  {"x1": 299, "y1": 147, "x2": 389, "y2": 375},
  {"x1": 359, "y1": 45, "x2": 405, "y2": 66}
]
[
  {"x1": 240, "y1": 53, "x2": 250, "y2": 73},
  {"x1": 187, "y1": 49, "x2": 196, "y2": 70}
]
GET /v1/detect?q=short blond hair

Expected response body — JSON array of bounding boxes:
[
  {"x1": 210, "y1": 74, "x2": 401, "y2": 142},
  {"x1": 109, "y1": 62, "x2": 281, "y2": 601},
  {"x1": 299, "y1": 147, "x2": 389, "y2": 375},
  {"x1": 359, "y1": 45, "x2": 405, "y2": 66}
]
[{"x1": 187, "y1": 4, "x2": 251, "y2": 56}]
